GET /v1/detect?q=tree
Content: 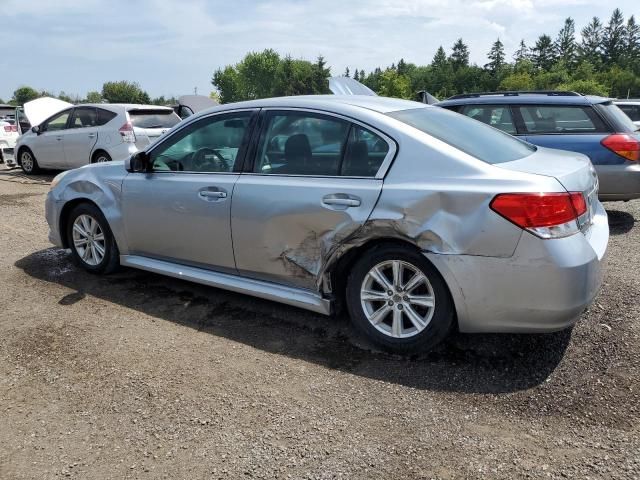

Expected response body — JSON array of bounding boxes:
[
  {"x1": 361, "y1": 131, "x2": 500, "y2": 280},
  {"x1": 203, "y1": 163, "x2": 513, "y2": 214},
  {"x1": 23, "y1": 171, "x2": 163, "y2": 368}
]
[
  {"x1": 499, "y1": 72, "x2": 535, "y2": 91},
  {"x1": 556, "y1": 79, "x2": 609, "y2": 96},
  {"x1": 58, "y1": 91, "x2": 75, "y2": 103},
  {"x1": 625, "y1": 15, "x2": 640, "y2": 68},
  {"x1": 513, "y1": 39, "x2": 530, "y2": 64},
  {"x1": 353, "y1": 69, "x2": 360, "y2": 81},
  {"x1": 344, "y1": 67, "x2": 350, "y2": 78},
  {"x1": 85, "y1": 91, "x2": 103, "y2": 103},
  {"x1": 377, "y1": 69, "x2": 411, "y2": 98},
  {"x1": 450, "y1": 38, "x2": 470, "y2": 70},
  {"x1": 12, "y1": 86, "x2": 40, "y2": 105},
  {"x1": 602, "y1": 8, "x2": 626, "y2": 66},
  {"x1": 101, "y1": 81, "x2": 150, "y2": 104},
  {"x1": 312, "y1": 55, "x2": 331, "y2": 94},
  {"x1": 485, "y1": 38, "x2": 505, "y2": 75},
  {"x1": 579, "y1": 17, "x2": 603, "y2": 67},
  {"x1": 238, "y1": 49, "x2": 281, "y2": 99},
  {"x1": 431, "y1": 46, "x2": 454, "y2": 96},
  {"x1": 556, "y1": 18, "x2": 577, "y2": 68},
  {"x1": 532, "y1": 34, "x2": 557, "y2": 70}
]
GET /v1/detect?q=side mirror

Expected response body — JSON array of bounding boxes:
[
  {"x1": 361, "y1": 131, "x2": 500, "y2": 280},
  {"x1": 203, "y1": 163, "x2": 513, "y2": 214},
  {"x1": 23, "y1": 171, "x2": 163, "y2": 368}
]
[
  {"x1": 31, "y1": 125, "x2": 40, "y2": 134},
  {"x1": 126, "y1": 151, "x2": 150, "y2": 173}
]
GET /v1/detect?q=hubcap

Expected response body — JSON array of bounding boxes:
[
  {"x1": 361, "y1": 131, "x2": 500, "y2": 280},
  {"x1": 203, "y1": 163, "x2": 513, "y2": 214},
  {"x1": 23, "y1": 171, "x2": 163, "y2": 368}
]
[
  {"x1": 21, "y1": 152, "x2": 33, "y2": 171},
  {"x1": 360, "y1": 260, "x2": 435, "y2": 339},
  {"x1": 72, "y1": 214, "x2": 106, "y2": 266},
  {"x1": 95, "y1": 156, "x2": 109, "y2": 163}
]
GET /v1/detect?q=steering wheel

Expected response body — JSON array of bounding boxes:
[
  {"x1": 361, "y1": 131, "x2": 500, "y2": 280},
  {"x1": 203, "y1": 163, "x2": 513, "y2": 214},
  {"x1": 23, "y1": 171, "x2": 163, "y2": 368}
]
[{"x1": 192, "y1": 147, "x2": 229, "y2": 171}]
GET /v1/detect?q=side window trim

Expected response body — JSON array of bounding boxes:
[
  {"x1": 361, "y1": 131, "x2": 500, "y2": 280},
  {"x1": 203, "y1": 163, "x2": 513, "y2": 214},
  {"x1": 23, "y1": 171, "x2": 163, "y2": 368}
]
[
  {"x1": 146, "y1": 109, "x2": 258, "y2": 175},
  {"x1": 241, "y1": 107, "x2": 397, "y2": 179}
]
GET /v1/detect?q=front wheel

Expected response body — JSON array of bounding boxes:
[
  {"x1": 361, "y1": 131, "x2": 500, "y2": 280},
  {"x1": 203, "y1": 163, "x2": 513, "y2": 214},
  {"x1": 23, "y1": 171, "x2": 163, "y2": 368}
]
[
  {"x1": 346, "y1": 245, "x2": 454, "y2": 354},
  {"x1": 19, "y1": 148, "x2": 40, "y2": 174},
  {"x1": 66, "y1": 203, "x2": 120, "y2": 274}
]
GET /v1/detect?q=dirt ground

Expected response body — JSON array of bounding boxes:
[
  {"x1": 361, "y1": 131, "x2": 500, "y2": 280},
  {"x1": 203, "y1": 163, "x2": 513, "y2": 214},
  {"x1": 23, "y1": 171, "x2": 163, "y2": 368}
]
[{"x1": 0, "y1": 166, "x2": 638, "y2": 480}]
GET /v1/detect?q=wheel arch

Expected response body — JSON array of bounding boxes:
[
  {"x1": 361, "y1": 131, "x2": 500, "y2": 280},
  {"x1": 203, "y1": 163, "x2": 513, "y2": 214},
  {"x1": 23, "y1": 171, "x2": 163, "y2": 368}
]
[
  {"x1": 91, "y1": 149, "x2": 111, "y2": 163},
  {"x1": 59, "y1": 198, "x2": 103, "y2": 249},
  {"x1": 328, "y1": 237, "x2": 459, "y2": 326}
]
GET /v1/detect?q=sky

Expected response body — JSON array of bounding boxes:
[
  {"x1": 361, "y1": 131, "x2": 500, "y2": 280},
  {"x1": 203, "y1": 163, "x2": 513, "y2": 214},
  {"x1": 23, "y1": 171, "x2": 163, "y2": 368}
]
[{"x1": 0, "y1": 0, "x2": 638, "y2": 101}]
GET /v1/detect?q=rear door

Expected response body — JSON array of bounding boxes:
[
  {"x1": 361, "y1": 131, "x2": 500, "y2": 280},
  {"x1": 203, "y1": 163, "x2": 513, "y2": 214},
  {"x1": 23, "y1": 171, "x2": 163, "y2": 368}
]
[
  {"x1": 62, "y1": 107, "x2": 99, "y2": 168},
  {"x1": 231, "y1": 109, "x2": 394, "y2": 290},
  {"x1": 514, "y1": 104, "x2": 613, "y2": 163},
  {"x1": 127, "y1": 108, "x2": 181, "y2": 149}
]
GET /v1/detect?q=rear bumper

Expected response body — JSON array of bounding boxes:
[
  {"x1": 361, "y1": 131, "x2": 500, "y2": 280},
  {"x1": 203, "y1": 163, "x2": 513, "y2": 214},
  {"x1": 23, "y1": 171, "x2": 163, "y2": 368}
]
[
  {"x1": 427, "y1": 202, "x2": 608, "y2": 333},
  {"x1": 596, "y1": 163, "x2": 640, "y2": 201}
]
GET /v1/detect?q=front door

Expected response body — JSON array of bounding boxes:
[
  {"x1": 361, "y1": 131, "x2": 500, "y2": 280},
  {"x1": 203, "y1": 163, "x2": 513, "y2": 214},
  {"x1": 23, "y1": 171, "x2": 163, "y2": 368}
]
[
  {"x1": 232, "y1": 110, "x2": 391, "y2": 290},
  {"x1": 31, "y1": 108, "x2": 72, "y2": 168},
  {"x1": 63, "y1": 107, "x2": 99, "y2": 168},
  {"x1": 121, "y1": 110, "x2": 257, "y2": 272}
]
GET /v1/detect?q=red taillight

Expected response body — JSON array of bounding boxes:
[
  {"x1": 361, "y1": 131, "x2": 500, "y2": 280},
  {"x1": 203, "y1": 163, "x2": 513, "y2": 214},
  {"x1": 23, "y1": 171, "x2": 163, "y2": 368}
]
[
  {"x1": 490, "y1": 192, "x2": 585, "y2": 229},
  {"x1": 3, "y1": 125, "x2": 16, "y2": 133},
  {"x1": 601, "y1": 133, "x2": 640, "y2": 161},
  {"x1": 119, "y1": 122, "x2": 136, "y2": 143}
]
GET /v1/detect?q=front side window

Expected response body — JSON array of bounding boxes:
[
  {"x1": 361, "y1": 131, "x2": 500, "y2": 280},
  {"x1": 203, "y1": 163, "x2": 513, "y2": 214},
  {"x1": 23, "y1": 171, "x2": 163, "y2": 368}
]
[
  {"x1": 69, "y1": 107, "x2": 97, "y2": 128},
  {"x1": 517, "y1": 105, "x2": 607, "y2": 134},
  {"x1": 460, "y1": 104, "x2": 517, "y2": 134},
  {"x1": 43, "y1": 109, "x2": 72, "y2": 132},
  {"x1": 254, "y1": 112, "x2": 350, "y2": 176},
  {"x1": 150, "y1": 111, "x2": 253, "y2": 173}
]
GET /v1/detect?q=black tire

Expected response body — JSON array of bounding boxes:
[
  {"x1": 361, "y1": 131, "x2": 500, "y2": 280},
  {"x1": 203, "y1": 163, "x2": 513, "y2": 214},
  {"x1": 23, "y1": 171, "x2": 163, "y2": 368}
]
[
  {"x1": 19, "y1": 147, "x2": 40, "y2": 174},
  {"x1": 66, "y1": 203, "x2": 120, "y2": 274},
  {"x1": 92, "y1": 151, "x2": 112, "y2": 164},
  {"x1": 346, "y1": 244, "x2": 454, "y2": 354}
]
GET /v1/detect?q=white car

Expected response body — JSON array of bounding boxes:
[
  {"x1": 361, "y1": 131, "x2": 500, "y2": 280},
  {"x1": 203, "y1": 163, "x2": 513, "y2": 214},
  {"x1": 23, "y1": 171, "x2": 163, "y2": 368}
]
[
  {"x1": 15, "y1": 98, "x2": 181, "y2": 174},
  {"x1": 614, "y1": 100, "x2": 640, "y2": 128},
  {"x1": 0, "y1": 104, "x2": 19, "y2": 165}
]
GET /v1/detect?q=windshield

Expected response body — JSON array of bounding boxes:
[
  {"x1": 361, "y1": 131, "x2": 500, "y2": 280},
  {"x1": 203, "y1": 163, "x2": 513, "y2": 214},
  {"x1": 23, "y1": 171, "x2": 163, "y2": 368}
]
[
  {"x1": 388, "y1": 107, "x2": 536, "y2": 164},
  {"x1": 128, "y1": 110, "x2": 181, "y2": 129}
]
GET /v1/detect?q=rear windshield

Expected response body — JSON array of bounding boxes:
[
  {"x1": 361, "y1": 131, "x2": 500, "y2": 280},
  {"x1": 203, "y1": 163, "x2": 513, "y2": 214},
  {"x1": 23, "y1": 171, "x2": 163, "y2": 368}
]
[
  {"x1": 128, "y1": 110, "x2": 181, "y2": 129},
  {"x1": 599, "y1": 102, "x2": 639, "y2": 131},
  {"x1": 388, "y1": 107, "x2": 536, "y2": 164}
]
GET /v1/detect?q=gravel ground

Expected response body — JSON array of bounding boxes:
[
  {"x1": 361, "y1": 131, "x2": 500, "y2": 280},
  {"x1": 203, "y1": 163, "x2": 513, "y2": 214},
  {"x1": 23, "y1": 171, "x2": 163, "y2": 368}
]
[{"x1": 0, "y1": 166, "x2": 638, "y2": 479}]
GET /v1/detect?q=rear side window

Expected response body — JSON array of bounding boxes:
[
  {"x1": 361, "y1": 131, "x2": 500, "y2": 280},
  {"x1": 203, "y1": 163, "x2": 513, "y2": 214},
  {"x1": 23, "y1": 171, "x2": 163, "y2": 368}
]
[
  {"x1": 617, "y1": 105, "x2": 640, "y2": 122},
  {"x1": 341, "y1": 125, "x2": 390, "y2": 176},
  {"x1": 517, "y1": 105, "x2": 607, "y2": 134},
  {"x1": 254, "y1": 112, "x2": 351, "y2": 176},
  {"x1": 70, "y1": 107, "x2": 97, "y2": 128},
  {"x1": 96, "y1": 108, "x2": 117, "y2": 126},
  {"x1": 597, "y1": 102, "x2": 638, "y2": 132},
  {"x1": 389, "y1": 107, "x2": 535, "y2": 164},
  {"x1": 459, "y1": 104, "x2": 517, "y2": 134},
  {"x1": 128, "y1": 110, "x2": 181, "y2": 128}
]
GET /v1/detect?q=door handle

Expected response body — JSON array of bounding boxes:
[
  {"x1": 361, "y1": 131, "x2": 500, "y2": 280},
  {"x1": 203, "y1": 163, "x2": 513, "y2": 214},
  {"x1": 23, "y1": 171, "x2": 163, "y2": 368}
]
[
  {"x1": 199, "y1": 190, "x2": 227, "y2": 199},
  {"x1": 322, "y1": 194, "x2": 361, "y2": 208},
  {"x1": 88, "y1": 133, "x2": 96, "y2": 138},
  {"x1": 56, "y1": 136, "x2": 63, "y2": 141}
]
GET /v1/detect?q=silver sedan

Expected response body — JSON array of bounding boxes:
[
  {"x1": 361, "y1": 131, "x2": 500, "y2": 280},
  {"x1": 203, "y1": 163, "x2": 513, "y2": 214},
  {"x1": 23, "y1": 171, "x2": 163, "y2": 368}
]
[{"x1": 45, "y1": 95, "x2": 608, "y2": 353}]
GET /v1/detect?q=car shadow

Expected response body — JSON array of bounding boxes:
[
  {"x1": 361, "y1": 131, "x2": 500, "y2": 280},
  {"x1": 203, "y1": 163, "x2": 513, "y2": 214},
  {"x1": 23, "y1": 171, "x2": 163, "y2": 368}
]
[
  {"x1": 606, "y1": 209, "x2": 635, "y2": 235},
  {"x1": 0, "y1": 165, "x2": 57, "y2": 184},
  {"x1": 15, "y1": 248, "x2": 573, "y2": 395}
]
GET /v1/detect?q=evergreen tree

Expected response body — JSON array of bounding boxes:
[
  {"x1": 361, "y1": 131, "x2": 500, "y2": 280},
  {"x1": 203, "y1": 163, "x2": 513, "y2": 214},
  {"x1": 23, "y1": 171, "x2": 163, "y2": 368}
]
[
  {"x1": 513, "y1": 39, "x2": 530, "y2": 63},
  {"x1": 360, "y1": 69, "x2": 365, "y2": 80},
  {"x1": 602, "y1": 8, "x2": 626, "y2": 66},
  {"x1": 532, "y1": 34, "x2": 557, "y2": 70},
  {"x1": 555, "y1": 18, "x2": 577, "y2": 68},
  {"x1": 579, "y1": 17, "x2": 604, "y2": 67},
  {"x1": 450, "y1": 38, "x2": 470, "y2": 70},
  {"x1": 485, "y1": 38, "x2": 505, "y2": 75},
  {"x1": 353, "y1": 68, "x2": 360, "y2": 81},
  {"x1": 397, "y1": 58, "x2": 408, "y2": 76},
  {"x1": 312, "y1": 55, "x2": 331, "y2": 93},
  {"x1": 344, "y1": 67, "x2": 350, "y2": 78},
  {"x1": 625, "y1": 15, "x2": 640, "y2": 68}
]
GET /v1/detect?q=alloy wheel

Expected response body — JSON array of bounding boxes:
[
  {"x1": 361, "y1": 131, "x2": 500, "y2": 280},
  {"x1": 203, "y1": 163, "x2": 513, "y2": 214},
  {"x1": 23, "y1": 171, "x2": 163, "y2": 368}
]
[
  {"x1": 360, "y1": 260, "x2": 436, "y2": 339},
  {"x1": 72, "y1": 214, "x2": 106, "y2": 266},
  {"x1": 21, "y1": 151, "x2": 33, "y2": 172}
]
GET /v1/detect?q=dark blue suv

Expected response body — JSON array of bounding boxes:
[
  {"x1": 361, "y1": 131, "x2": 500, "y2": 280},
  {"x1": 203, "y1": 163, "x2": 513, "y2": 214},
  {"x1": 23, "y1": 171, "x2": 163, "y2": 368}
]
[{"x1": 437, "y1": 91, "x2": 640, "y2": 201}]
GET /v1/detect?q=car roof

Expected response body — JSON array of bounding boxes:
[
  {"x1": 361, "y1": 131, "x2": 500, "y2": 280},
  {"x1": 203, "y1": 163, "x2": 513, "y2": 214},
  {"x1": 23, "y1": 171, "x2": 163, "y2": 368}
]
[
  {"x1": 192, "y1": 95, "x2": 426, "y2": 119},
  {"x1": 614, "y1": 99, "x2": 640, "y2": 104},
  {"x1": 80, "y1": 103, "x2": 174, "y2": 112},
  {"x1": 437, "y1": 92, "x2": 611, "y2": 106}
]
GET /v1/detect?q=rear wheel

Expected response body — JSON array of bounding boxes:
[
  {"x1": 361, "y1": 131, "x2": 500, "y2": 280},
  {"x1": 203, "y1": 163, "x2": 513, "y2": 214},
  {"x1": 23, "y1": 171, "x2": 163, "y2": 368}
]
[
  {"x1": 92, "y1": 151, "x2": 112, "y2": 163},
  {"x1": 19, "y1": 148, "x2": 40, "y2": 174},
  {"x1": 66, "y1": 203, "x2": 119, "y2": 274},
  {"x1": 346, "y1": 245, "x2": 454, "y2": 354}
]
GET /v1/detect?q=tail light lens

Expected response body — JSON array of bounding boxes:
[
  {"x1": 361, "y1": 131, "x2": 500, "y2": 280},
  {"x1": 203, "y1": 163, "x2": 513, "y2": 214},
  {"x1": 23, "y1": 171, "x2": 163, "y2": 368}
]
[
  {"x1": 490, "y1": 192, "x2": 587, "y2": 239},
  {"x1": 119, "y1": 122, "x2": 136, "y2": 143},
  {"x1": 601, "y1": 133, "x2": 640, "y2": 161},
  {"x1": 3, "y1": 125, "x2": 17, "y2": 133}
]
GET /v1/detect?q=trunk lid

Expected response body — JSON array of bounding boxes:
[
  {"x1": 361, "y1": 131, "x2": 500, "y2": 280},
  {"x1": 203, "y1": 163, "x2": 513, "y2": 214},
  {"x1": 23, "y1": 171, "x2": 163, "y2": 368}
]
[{"x1": 497, "y1": 146, "x2": 599, "y2": 231}]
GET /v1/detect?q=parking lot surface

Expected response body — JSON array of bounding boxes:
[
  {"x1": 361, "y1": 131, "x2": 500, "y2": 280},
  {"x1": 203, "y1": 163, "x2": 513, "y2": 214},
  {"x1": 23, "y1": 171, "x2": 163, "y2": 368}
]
[{"x1": 0, "y1": 167, "x2": 639, "y2": 479}]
